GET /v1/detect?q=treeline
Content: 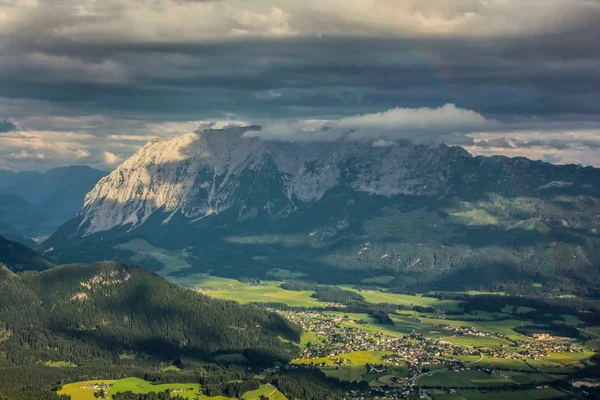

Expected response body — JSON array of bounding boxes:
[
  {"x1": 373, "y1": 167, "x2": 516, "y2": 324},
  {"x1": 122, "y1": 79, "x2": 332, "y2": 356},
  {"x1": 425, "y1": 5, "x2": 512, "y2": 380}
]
[
  {"x1": 267, "y1": 369, "x2": 351, "y2": 400},
  {"x1": 280, "y1": 281, "x2": 366, "y2": 304},
  {"x1": 312, "y1": 286, "x2": 364, "y2": 303},
  {"x1": 514, "y1": 324, "x2": 581, "y2": 339}
]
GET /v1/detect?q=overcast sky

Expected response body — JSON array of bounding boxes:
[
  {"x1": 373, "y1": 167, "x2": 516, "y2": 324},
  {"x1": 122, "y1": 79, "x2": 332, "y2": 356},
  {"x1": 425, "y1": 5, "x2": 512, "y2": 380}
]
[{"x1": 1, "y1": 0, "x2": 599, "y2": 171}]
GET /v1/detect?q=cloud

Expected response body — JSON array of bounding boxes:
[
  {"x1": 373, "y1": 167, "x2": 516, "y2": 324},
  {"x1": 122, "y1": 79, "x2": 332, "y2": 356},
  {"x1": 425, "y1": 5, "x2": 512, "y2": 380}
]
[
  {"x1": 542, "y1": 153, "x2": 562, "y2": 164},
  {"x1": 1, "y1": 0, "x2": 600, "y2": 168},
  {"x1": 0, "y1": 119, "x2": 17, "y2": 133},
  {"x1": 245, "y1": 104, "x2": 493, "y2": 142},
  {"x1": 339, "y1": 104, "x2": 492, "y2": 141},
  {"x1": 102, "y1": 151, "x2": 122, "y2": 165}
]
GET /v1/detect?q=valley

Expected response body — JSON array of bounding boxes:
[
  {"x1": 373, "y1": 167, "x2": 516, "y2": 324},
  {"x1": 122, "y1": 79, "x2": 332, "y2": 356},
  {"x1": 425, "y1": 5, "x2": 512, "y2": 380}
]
[{"x1": 55, "y1": 268, "x2": 598, "y2": 400}]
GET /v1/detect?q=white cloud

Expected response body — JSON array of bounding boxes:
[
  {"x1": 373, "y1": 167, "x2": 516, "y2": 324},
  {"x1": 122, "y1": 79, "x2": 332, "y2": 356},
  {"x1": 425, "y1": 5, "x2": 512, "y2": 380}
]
[
  {"x1": 245, "y1": 104, "x2": 493, "y2": 142},
  {"x1": 102, "y1": 151, "x2": 121, "y2": 165},
  {"x1": 0, "y1": 0, "x2": 596, "y2": 43},
  {"x1": 340, "y1": 104, "x2": 492, "y2": 141}
]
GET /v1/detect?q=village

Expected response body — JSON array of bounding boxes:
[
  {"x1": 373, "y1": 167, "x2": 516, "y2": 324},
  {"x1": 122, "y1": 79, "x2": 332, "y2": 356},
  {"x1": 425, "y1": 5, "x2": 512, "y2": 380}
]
[{"x1": 274, "y1": 309, "x2": 593, "y2": 400}]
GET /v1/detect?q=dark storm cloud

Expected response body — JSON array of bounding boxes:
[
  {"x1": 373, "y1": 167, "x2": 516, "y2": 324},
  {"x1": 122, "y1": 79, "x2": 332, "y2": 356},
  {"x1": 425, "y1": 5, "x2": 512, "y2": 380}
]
[
  {"x1": 1, "y1": 0, "x2": 600, "y2": 169},
  {"x1": 0, "y1": 119, "x2": 17, "y2": 133},
  {"x1": 2, "y1": 31, "x2": 600, "y2": 122}
]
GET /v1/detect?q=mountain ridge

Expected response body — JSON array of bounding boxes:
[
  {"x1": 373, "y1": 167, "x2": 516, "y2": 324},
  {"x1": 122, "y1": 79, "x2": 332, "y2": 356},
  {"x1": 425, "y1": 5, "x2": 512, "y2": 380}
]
[{"x1": 43, "y1": 127, "x2": 600, "y2": 293}]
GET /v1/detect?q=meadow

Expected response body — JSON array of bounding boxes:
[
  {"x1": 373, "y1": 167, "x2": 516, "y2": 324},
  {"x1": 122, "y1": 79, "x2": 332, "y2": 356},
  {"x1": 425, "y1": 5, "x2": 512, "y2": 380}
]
[
  {"x1": 417, "y1": 370, "x2": 519, "y2": 388},
  {"x1": 294, "y1": 350, "x2": 393, "y2": 366},
  {"x1": 431, "y1": 387, "x2": 568, "y2": 400},
  {"x1": 58, "y1": 378, "x2": 228, "y2": 400},
  {"x1": 241, "y1": 384, "x2": 287, "y2": 400}
]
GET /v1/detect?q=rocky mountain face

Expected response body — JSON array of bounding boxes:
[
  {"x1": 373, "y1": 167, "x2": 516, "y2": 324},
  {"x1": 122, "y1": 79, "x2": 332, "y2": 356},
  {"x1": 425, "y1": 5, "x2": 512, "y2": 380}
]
[{"x1": 44, "y1": 126, "x2": 600, "y2": 293}]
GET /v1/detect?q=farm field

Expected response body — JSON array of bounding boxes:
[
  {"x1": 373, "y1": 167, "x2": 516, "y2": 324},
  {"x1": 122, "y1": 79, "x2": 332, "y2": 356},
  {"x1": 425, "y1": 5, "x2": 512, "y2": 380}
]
[
  {"x1": 294, "y1": 350, "x2": 393, "y2": 366},
  {"x1": 416, "y1": 316, "x2": 531, "y2": 340},
  {"x1": 417, "y1": 370, "x2": 521, "y2": 388},
  {"x1": 431, "y1": 387, "x2": 568, "y2": 400},
  {"x1": 440, "y1": 335, "x2": 514, "y2": 348},
  {"x1": 241, "y1": 384, "x2": 287, "y2": 400},
  {"x1": 461, "y1": 357, "x2": 534, "y2": 372},
  {"x1": 58, "y1": 380, "x2": 117, "y2": 400},
  {"x1": 175, "y1": 274, "x2": 323, "y2": 307},
  {"x1": 114, "y1": 239, "x2": 190, "y2": 276},
  {"x1": 322, "y1": 365, "x2": 368, "y2": 382},
  {"x1": 58, "y1": 378, "x2": 215, "y2": 400},
  {"x1": 181, "y1": 273, "x2": 469, "y2": 312},
  {"x1": 174, "y1": 274, "x2": 598, "y2": 399}
]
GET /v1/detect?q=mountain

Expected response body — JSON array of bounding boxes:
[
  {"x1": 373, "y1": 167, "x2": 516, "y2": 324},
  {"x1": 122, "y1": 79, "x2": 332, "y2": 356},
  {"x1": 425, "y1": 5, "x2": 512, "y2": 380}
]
[
  {"x1": 0, "y1": 235, "x2": 54, "y2": 272},
  {"x1": 0, "y1": 166, "x2": 107, "y2": 237},
  {"x1": 44, "y1": 126, "x2": 600, "y2": 293},
  {"x1": 0, "y1": 170, "x2": 40, "y2": 190},
  {"x1": 0, "y1": 261, "x2": 299, "y2": 368}
]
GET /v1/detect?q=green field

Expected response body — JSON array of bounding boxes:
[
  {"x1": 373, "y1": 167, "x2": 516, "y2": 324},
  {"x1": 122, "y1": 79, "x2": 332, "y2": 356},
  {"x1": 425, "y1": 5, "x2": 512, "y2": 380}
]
[
  {"x1": 58, "y1": 380, "x2": 116, "y2": 400},
  {"x1": 174, "y1": 275, "x2": 324, "y2": 307},
  {"x1": 58, "y1": 378, "x2": 217, "y2": 400},
  {"x1": 115, "y1": 239, "x2": 190, "y2": 276},
  {"x1": 162, "y1": 365, "x2": 182, "y2": 372},
  {"x1": 543, "y1": 351, "x2": 596, "y2": 366},
  {"x1": 322, "y1": 363, "x2": 409, "y2": 384},
  {"x1": 465, "y1": 357, "x2": 534, "y2": 372},
  {"x1": 322, "y1": 365, "x2": 368, "y2": 382},
  {"x1": 416, "y1": 316, "x2": 530, "y2": 340},
  {"x1": 440, "y1": 335, "x2": 514, "y2": 348},
  {"x1": 418, "y1": 370, "x2": 521, "y2": 388},
  {"x1": 432, "y1": 387, "x2": 568, "y2": 400},
  {"x1": 241, "y1": 384, "x2": 287, "y2": 400},
  {"x1": 294, "y1": 350, "x2": 393, "y2": 366},
  {"x1": 300, "y1": 331, "x2": 325, "y2": 346},
  {"x1": 108, "y1": 378, "x2": 203, "y2": 399}
]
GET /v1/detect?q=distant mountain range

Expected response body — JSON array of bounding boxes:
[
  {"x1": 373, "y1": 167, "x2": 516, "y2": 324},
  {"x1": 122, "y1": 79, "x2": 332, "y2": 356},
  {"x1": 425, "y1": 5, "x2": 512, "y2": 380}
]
[
  {"x1": 0, "y1": 166, "x2": 107, "y2": 243},
  {"x1": 43, "y1": 127, "x2": 600, "y2": 293}
]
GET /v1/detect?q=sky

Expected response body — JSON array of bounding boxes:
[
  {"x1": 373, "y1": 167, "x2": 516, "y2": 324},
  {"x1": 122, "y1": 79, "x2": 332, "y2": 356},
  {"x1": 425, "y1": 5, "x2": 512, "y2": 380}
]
[{"x1": 0, "y1": 0, "x2": 599, "y2": 171}]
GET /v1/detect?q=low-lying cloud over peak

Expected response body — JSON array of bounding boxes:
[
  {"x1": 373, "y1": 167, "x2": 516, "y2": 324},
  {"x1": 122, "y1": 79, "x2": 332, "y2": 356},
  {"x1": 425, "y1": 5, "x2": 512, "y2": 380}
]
[{"x1": 244, "y1": 104, "x2": 493, "y2": 143}]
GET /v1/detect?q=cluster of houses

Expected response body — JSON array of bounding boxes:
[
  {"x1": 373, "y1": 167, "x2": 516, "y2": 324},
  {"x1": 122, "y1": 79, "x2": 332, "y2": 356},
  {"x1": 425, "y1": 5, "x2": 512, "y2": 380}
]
[
  {"x1": 283, "y1": 311, "x2": 485, "y2": 385},
  {"x1": 436, "y1": 323, "x2": 508, "y2": 339}
]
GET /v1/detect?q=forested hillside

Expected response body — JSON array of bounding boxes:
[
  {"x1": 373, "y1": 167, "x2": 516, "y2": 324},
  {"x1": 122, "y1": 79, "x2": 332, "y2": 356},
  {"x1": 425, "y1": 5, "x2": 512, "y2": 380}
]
[
  {"x1": 0, "y1": 235, "x2": 54, "y2": 272},
  {"x1": 0, "y1": 262, "x2": 300, "y2": 368}
]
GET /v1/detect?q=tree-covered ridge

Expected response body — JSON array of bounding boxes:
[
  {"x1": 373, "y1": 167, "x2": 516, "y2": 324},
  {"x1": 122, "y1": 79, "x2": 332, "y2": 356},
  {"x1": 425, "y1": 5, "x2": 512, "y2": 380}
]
[
  {"x1": 0, "y1": 235, "x2": 54, "y2": 273},
  {"x1": 0, "y1": 261, "x2": 300, "y2": 368}
]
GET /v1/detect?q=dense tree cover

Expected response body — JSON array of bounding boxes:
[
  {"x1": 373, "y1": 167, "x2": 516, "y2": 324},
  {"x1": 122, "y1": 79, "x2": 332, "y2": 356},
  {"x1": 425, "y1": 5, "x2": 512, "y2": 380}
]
[
  {"x1": 369, "y1": 311, "x2": 394, "y2": 325},
  {"x1": 311, "y1": 286, "x2": 365, "y2": 303},
  {"x1": 0, "y1": 262, "x2": 300, "y2": 370},
  {"x1": 0, "y1": 236, "x2": 54, "y2": 272},
  {"x1": 204, "y1": 379, "x2": 260, "y2": 397},
  {"x1": 514, "y1": 324, "x2": 581, "y2": 339},
  {"x1": 266, "y1": 369, "x2": 355, "y2": 400}
]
